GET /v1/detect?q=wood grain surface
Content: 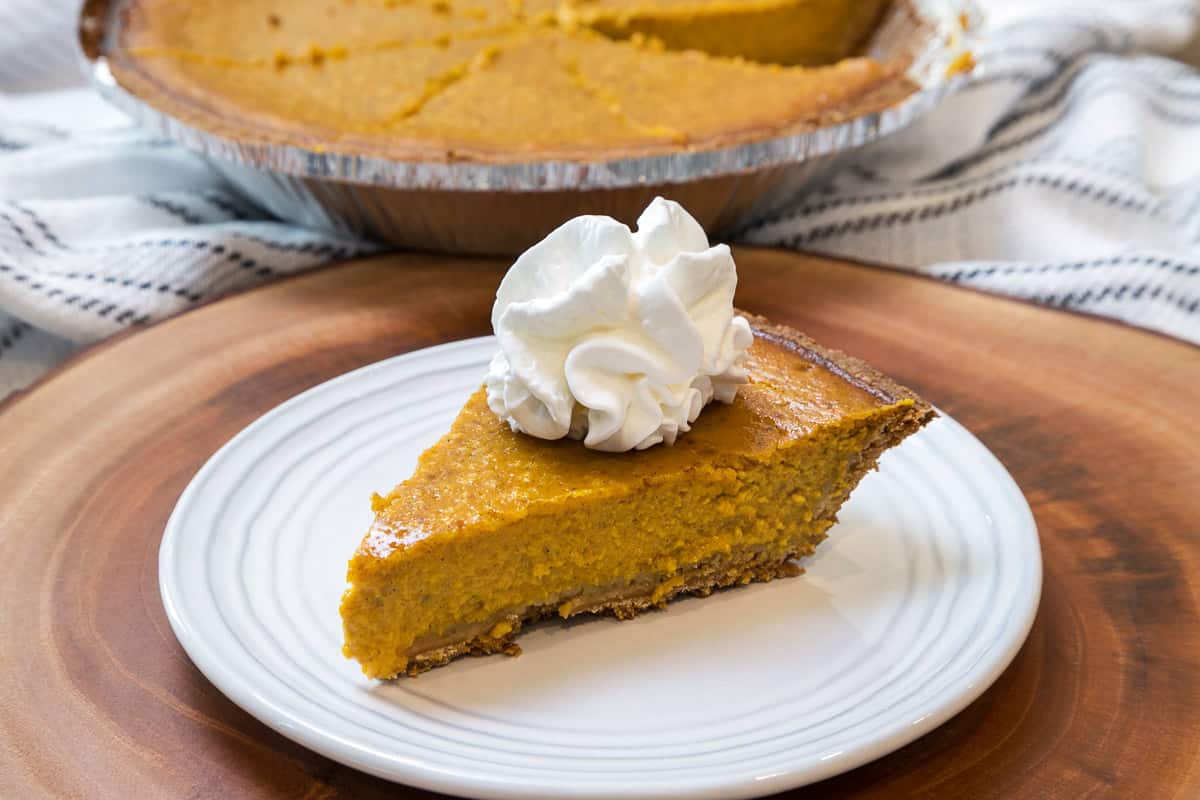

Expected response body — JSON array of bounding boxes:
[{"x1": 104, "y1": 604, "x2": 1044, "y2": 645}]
[{"x1": 1, "y1": 249, "x2": 1198, "y2": 799}]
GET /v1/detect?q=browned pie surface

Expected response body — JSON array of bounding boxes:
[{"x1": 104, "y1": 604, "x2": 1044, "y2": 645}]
[
  {"x1": 96, "y1": 0, "x2": 908, "y2": 161},
  {"x1": 0, "y1": 249, "x2": 1198, "y2": 797}
]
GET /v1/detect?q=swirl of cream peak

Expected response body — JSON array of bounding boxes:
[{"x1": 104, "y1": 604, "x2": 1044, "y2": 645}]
[{"x1": 485, "y1": 197, "x2": 753, "y2": 452}]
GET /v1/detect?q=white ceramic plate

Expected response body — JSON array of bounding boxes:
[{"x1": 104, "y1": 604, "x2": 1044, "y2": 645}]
[{"x1": 160, "y1": 336, "x2": 1041, "y2": 800}]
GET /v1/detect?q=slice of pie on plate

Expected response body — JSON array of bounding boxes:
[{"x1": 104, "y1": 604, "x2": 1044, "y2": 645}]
[{"x1": 340, "y1": 313, "x2": 934, "y2": 679}]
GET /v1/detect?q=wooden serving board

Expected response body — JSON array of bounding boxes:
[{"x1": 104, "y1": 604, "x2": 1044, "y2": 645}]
[{"x1": 1, "y1": 249, "x2": 1198, "y2": 799}]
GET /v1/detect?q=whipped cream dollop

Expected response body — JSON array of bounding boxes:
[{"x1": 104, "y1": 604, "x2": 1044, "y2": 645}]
[{"x1": 485, "y1": 197, "x2": 753, "y2": 452}]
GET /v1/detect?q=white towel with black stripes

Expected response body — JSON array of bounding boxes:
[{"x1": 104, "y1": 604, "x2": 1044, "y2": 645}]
[
  {"x1": 738, "y1": 0, "x2": 1200, "y2": 342},
  {"x1": 0, "y1": 90, "x2": 375, "y2": 396},
  {"x1": 1, "y1": 0, "x2": 1198, "y2": 401}
]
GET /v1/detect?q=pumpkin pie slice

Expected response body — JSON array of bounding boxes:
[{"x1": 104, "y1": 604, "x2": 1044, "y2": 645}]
[{"x1": 340, "y1": 314, "x2": 933, "y2": 678}]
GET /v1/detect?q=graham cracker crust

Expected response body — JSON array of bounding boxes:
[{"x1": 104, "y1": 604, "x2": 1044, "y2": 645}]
[{"x1": 400, "y1": 542, "x2": 814, "y2": 677}]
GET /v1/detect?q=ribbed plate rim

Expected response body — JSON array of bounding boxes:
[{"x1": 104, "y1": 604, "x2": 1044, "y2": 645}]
[{"x1": 158, "y1": 334, "x2": 1042, "y2": 800}]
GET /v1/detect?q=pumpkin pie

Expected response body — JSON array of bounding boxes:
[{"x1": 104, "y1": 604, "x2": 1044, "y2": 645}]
[
  {"x1": 101, "y1": 0, "x2": 913, "y2": 162},
  {"x1": 340, "y1": 313, "x2": 933, "y2": 678}
]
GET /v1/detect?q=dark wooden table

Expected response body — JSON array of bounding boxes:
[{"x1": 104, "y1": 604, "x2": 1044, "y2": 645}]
[{"x1": 1, "y1": 249, "x2": 1197, "y2": 798}]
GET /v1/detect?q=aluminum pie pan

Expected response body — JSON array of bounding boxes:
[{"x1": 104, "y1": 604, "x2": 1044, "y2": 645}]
[{"x1": 80, "y1": 0, "x2": 979, "y2": 253}]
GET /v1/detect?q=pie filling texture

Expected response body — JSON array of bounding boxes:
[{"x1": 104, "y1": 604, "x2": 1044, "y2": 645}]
[
  {"x1": 340, "y1": 317, "x2": 934, "y2": 679},
  {"x1": 111, "y1": 0, "x2": 908, "y2": 159}
]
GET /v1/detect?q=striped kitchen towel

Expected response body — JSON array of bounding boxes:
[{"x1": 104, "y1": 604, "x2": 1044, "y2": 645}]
[
  {"x1": 0, "y1": 88, "x2": 374, "y2": 397},
  {"x1": 1, "y1": 0, "x2": 1198, "y2": 401},
  {"x1": 740, "y1": 0, "x2": 1200, "y2": 342}
]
